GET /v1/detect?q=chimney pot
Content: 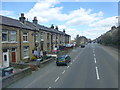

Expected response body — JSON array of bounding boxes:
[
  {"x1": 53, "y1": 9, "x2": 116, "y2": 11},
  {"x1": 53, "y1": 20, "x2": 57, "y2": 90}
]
[
  {"x1": 19, "y1": 13, "x2": 26, "y2": 23},
  {"x1": 33, "y1": 17, "x2": 38, "y2": 24}
]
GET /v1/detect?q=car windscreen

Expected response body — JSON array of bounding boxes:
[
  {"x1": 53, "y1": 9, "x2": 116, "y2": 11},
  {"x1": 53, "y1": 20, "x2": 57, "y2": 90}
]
[{"x1": 57, "y1": 57, "x2": 65, "y2": 61}]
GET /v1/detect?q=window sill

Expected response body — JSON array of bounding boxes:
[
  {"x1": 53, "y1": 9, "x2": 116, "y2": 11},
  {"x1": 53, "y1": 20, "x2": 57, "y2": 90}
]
[
  {"x1": 23, "y1": 56, "x2": 29, "y2": 59},
  {"x1": 2, "y1": 41, "x2": 9, "y2": 43},
  {"x1": 35, "y1": 41, "x2": 38, "y2": 43},
  {"x1": 2, "y1": 42, "x2": 17, "y2": 44},
  {"x1": 10, "y1": 42, "x2": 17, "y2": 43},
  {"x1": 23, "y1": 41, "x2": 29, "y2": 43}
]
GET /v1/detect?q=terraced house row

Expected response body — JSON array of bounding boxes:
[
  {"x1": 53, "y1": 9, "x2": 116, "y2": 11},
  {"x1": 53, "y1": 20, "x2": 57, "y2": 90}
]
[{"x1": 0, "y1": 13, "x2": 71, "y2": 68}]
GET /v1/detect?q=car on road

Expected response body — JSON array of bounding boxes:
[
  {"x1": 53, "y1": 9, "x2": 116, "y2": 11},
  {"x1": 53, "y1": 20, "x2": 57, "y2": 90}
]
[
  {"x1": 65, "y1": 44, "x2": 73, "y2": 48},
  {"x1": 81, "y1": 44, "x2": 85, "y2": 48},
  {"x1": 56, "y1": 55, "x2": 71, "y2": 66}
]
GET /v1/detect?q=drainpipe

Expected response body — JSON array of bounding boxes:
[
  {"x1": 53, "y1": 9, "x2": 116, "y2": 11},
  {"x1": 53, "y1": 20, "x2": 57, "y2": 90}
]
[{"x1": 19, "y1": 28, "x2": 22, "y2": 61}]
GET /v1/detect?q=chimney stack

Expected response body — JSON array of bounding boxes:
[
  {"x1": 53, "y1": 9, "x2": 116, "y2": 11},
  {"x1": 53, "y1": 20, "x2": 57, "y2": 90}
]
[
  {"x1": 63, "y1": 29, "x2": 65, "y2": 33},
  {"x1": 55, "y1": 26, "x2": 58, "y2": 30},
  {"x1": 33, "y1": 17, "x2": 38, "y2": 24},
  {"x1": 19, "y1": 13, "x2": 26, "y2": 23},
  {"x1": 51, "y1": 24, "x2": 54, "y2": 29}
]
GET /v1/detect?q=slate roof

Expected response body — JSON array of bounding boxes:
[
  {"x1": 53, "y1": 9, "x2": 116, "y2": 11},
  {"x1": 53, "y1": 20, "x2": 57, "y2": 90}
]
[
  {"x1": 0, "y1": 15, "x2": 70, "y2": 36},
  {"x1": 26, "y1": 21, "x2": 39, "y2": 31},
  {"x1": 0, "y1": 15, "x2": 33, "y2": 30}
]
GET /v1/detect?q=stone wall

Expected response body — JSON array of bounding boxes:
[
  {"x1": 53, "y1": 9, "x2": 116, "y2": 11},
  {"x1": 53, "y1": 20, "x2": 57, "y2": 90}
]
[{"x1": 2, "y1": 67, "x2": 32, "y2": 88}]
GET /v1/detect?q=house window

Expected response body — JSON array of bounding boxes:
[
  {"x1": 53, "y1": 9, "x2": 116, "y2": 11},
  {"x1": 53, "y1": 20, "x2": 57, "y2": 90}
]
[
  {"x1": 47, "y1": 43, "x2": 49, "y2": 50},
  {"x1": 40, "y1": 32, "x2": 43, "y2": 41},
  {"x1": 10, "y1": 31, "x2": 16, "y2": 42},
  {"x1": 23, "y1": 32, "x2": 28, "y2": 42},
  {"x1": 35, "y1": 34, "x2": 38, "y2": 42},
  {"x1": 23, "y1": 47, "x2": 29, "y2": 58},
  {"x1": 47, "y1": 33, "x2": 49, "y2": 40},
  {"x1": 2, "y1": 30, "x2": 8, "y2": 42}
]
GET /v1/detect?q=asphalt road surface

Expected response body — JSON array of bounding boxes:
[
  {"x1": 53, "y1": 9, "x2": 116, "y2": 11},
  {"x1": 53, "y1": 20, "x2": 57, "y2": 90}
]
[{"x1": 7, "y1": 43, "x2": 118, "y2": 88}]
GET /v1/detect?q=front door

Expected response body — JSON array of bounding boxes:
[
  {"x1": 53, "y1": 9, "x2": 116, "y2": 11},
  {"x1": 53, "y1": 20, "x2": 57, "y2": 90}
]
[
  {"x1": 11, "y1": 48, "x2": 16, "y2": 62},
  {"x1": 3, "y1": 49, "x2": 9, "y2": 68}
]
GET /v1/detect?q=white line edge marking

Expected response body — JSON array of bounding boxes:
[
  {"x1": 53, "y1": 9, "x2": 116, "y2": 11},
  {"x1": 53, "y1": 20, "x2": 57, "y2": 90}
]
[
  {"x1": 95, "y1": 66, "x2": 100, "y2": 80},
  {"x1": 62, "y1": 70, "x2": 65, "y2": 74},
  {"x1": 48, "y1": 87, "x2": 51, "y2": 90},
  {"x1": 94, "y1": 58, "x2": 96, "y2": 63},
  {"x1": 55, "y1": 77, "x2": 60, "y2": 82}
]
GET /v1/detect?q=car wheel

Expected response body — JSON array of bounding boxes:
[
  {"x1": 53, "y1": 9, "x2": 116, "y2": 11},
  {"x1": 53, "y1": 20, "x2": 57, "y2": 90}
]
[
  {"x1": 65, "y1": 63, "x2": 68, "y2": 66},
  {"x1": 56, "y1": 63, "x2": 59, "y2": 66}
]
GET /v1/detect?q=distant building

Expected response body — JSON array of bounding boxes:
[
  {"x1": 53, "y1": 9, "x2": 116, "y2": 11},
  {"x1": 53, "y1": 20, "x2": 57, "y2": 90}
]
[{"x1": 75, "y1": 35, "x2": 88, "y2": 46}]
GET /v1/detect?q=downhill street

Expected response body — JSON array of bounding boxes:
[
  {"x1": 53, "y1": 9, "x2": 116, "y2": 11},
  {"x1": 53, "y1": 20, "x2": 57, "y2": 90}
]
[{"x1": 7, "y1": 43, "x2": 118, "y2": 88}]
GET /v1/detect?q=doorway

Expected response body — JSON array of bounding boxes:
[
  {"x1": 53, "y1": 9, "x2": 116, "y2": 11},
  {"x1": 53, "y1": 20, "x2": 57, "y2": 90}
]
[
  {"x1": 3, "y1": 49, "x2": 9, "y2": 67},
  {"x1": 11, "y1": 48, "x2": 16, "y2": 62}
]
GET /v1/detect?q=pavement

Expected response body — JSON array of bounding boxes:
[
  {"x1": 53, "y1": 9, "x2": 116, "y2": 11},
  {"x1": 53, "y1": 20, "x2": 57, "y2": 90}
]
[{"x1": 7, "y1": 43, "x2": 118, "y2": 88}]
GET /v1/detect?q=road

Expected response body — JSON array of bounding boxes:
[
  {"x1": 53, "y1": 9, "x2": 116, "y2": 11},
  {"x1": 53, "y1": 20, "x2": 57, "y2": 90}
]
[{"x1": 7, "y1": 43, "x2": 118, "y2": 88}]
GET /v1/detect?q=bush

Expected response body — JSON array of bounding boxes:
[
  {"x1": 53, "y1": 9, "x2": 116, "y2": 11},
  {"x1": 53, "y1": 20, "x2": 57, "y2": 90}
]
[
  {"x1": 31, "y1": 56, "x2": 37, "y2": 61},
  {"x1": 29, "y1": 64, "x2": 38, "y2": 71}
]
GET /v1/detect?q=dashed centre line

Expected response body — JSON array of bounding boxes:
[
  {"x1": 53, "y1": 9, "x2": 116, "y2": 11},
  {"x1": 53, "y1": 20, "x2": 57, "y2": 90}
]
[
  {"x1": 95, "y1": 66, "x2": 100, "y2": 80},
  {"x1": 55, "y1": 77, "x2": 60, "y2": 82},
  {"x1": 62, "y1": 70, "x2": 65, "y2": 74},
  {"x1": 94, "y1": 57, "x2": 97, "y2": 63},
  {"x1": 94, "y1": 53, "x2": 95, "y2": 57},
  {"x1": 67, "y1": 66, "x2": 70, "y2": 68}
]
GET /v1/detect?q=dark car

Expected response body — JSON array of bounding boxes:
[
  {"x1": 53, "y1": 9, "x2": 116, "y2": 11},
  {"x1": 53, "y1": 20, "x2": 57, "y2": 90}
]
[
  {"x1": 56, "y1": 55, "x2": 71, "y2": 66},
  {"x1": 81, "y1": 44, "x2": 85, "y2": 48}
]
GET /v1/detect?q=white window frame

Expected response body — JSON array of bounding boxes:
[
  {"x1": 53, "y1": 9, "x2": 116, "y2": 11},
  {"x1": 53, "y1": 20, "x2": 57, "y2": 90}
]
[
  {"x1": 40, "y1": 32, "x2": 43, "y2": 40},
  {"x1": 23, "y1": 32, "x2": 28, "y2": 42},
  {"x1": 10, "y1": 31, "x2": 17, "y2": 43},
  {"x1": 2, "y1": 30, "x2": 8, "y2": 43},
  {"x1": 47, "y1": 33, "x2": 49, "y2": 40},
  {"x1": 23, "y1": 47, "x2": 29, "y2": 58}
]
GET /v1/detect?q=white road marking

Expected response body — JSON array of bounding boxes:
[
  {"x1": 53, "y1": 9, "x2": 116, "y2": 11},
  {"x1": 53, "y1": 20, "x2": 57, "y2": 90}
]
[
  {"x1": 94, "y1": 57, "x2": 96, "y2": 63},
  {"x1": 94, "y1": 54, "x2": 95, "y2": 57},
  {"x1": 62, "y1": 70, "x2": 66, "y2": 74},
  {"x1": 95, "y1": 66, "x2": 100, "y2": 80},
  {"x1": 70, "y1": 62, "x2": 72, "y2": 64},
  {"x1": 47, "y1": 87, "x2": 51, "y2": 90},
  {"x1": 55, "y1": 77, "x2": 60, "y2": 82},
  {"x1": 67, "y1": 66, "x2": 69, "y2": 68}
]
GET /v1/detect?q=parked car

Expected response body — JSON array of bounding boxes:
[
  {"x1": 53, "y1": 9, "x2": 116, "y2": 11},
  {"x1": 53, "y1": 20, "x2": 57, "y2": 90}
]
[
  {"x1": 56, "y1": 55, "x2": 71, "y2": 66},
  {"x1": 65, "y1": 44, "x2": 73, "y2": 48},
  {"x1": 81, "y1": 44, "x2": 85, "y2": 48}
]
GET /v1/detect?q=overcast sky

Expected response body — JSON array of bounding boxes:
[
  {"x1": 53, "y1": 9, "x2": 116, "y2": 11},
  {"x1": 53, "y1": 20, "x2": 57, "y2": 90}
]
[{"x1": 1, "y1": 0, "x2": 118, "y2": 40}]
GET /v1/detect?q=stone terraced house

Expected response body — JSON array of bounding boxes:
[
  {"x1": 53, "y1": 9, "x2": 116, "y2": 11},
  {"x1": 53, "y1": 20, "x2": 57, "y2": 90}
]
[{"x1": 0, "y1": 13, "x2": 71, "y2": 68}]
